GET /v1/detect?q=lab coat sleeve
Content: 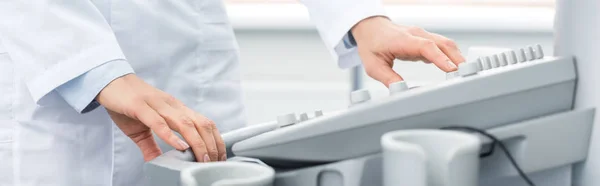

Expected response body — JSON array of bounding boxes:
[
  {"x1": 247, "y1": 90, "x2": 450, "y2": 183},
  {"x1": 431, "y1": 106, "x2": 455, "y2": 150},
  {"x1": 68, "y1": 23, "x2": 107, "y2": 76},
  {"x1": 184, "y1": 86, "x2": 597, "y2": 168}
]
[
  {"x1": 298, "y1": 0, "x2": 387, "y2": 68},
  {"x1": 55, "y1": 60, "x2": 134, "y2": 114},
  {"x1": 0, "y1": 1, "x2": 130, "y2": 105}
]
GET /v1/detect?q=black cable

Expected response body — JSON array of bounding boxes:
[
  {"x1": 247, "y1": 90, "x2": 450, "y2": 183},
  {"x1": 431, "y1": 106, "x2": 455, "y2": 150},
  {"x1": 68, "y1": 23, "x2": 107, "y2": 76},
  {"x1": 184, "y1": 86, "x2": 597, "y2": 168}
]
[
  {"x1": 441, "y1": 126, "x2": 535, "y2": 186},
  {"x1": 479, "y1": 140, "x2": 497, "y2": 158}
]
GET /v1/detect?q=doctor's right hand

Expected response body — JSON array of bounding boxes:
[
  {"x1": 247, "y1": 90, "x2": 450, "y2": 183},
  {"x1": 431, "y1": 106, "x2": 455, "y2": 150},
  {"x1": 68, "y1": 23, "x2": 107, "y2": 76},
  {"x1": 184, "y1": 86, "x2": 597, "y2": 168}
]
[
  {"x1": 350, "y1": 16, "x2": 465, "y2": 87},
  {"x1": 96, "y1": 74, "x2": 226, "y2": 162}
]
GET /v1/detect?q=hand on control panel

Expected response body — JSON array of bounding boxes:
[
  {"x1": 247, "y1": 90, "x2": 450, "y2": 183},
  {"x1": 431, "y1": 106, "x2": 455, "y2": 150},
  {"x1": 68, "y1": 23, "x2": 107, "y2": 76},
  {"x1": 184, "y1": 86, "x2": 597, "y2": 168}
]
[
  {"x1": 98, "y1": 74, "x2": 226, "y2": 163},
  {"x1": 351, "y1": 16, "x2": 465, "y2": 87}
]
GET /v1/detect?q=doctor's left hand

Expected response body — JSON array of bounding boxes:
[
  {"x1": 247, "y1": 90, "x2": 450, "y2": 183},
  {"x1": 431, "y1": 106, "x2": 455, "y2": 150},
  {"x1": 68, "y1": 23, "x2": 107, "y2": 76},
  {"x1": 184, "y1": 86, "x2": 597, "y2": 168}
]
[{"x1": 97, "y1": 74, "x2": 226, "y2": 162}]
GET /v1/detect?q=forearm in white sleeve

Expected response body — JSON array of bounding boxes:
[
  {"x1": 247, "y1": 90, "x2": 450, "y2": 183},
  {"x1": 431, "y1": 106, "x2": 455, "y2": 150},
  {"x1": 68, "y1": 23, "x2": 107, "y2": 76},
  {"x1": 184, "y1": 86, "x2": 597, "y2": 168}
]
[
  {"x1": 298, "y1": 0, "x2": 387, "y2": 68},
  {"x1": 0, "y1": 1, "x2": 130, "y2": 104}
]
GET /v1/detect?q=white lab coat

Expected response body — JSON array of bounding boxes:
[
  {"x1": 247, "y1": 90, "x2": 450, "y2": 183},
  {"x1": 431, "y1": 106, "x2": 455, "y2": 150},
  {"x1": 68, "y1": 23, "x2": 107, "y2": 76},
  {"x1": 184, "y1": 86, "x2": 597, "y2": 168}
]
[{"x1": 0, "y1": 0, "x2": 385, "y2": 185}]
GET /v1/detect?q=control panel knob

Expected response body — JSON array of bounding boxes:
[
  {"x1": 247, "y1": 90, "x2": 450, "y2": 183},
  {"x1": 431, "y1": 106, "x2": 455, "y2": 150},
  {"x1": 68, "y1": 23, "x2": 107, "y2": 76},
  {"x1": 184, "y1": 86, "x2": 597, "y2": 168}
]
[
  {"x1": 277, "y1": 113, "x2": 296, "y2": 127},
  {"x1": 535, "y1": 44, "x2": 544, "y2": 59},
  {"x1": 389, "y1": 81, "x2": 409, "y2": 94},
  {"x1": 518, "y1": 48, "x2": 527, "y2": 63},
  {"x1": 446, "y1": 71, "x2": 459, "y2": 80},
  {"x1": 526, "y1": 46, "x2": 536, "y2": 61},
  {"x1": 458, "y1": 62, "x2": 480, "y2": 76},
  {"x1": 350, "y1": 89, "x2": 371, "y2": 104},
  {"x1": 481, "y1": 57, "x2": 492, "y2": 70},
  {"x1": 314, "y1": 110, "x2": 323, "y2": 117},
  {"x1": 507, "y1": 51, "x2": 518, "y2": 65},
  {"x1": 298, "y1": 113, "x2": 309, "y2": 122},
  {"x1": 496, "y1": 54, "x2": 507, "y2": 66},
  {"x1": 490, "y1": 55, "x2": 499, "y2": 68},
  {"x1": 474, "y1": 58, "x2": 483, "y2": 71}
]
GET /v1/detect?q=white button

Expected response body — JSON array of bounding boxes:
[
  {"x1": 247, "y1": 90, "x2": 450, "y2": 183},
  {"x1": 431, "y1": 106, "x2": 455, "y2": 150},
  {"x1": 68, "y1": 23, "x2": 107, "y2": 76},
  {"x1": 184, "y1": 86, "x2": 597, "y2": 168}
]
[
  {"x1": 298, "y1": 113, "x2": 309, "y2": 122},
  {"x1": 491, "y1": 55, "x2": 500, "y2": 68},
  {"x1": 458, "y1": 62, "x2": 479, "y2": 77},
  {"x1": 518, "y1": 48, "x2": 527, "y2": 63},
  {"x1": 526, "y1": 46, "x2": 536, "y2": 61},
  {"x1": 507, "y1": 51, "x2": 518, "y2": 64},
  {"x1": 446, "y1": 71, "x2": 459, "y2": 80},
  {"x1": 277, "y1": 113, "x2": 296, "y2": 127},
  {"x1": 314, "y1": 110, "x2": 323, "y2": 117},
  {"x1": 481, "y1": 57, "x2": 492, "y2": 70},
  {"x1": 535, "y1": 44, "x2": 544, "y2": 59},
  {"x1": 350, "y1": 89, "x2": 371, "y2": 104},
  {"x1": 496, "y1": 54, "x2": 507, "y2": 66},
  {"x1": 474, "y1": 58, "x2": 483, "y2": 71},
  {"x1": 389, "y1": 81, "x2": 409, "y2": 94}
]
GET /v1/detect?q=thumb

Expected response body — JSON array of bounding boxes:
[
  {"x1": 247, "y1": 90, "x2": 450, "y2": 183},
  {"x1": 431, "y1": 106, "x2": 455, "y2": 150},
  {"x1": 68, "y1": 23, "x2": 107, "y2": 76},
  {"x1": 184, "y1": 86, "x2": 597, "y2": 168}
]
[
  {"x1": 129, "y1": 130, "x2": 163, "y2": 162},
  {"x1": 362, "y1": 56, "x2": 404, "y2": 87}
]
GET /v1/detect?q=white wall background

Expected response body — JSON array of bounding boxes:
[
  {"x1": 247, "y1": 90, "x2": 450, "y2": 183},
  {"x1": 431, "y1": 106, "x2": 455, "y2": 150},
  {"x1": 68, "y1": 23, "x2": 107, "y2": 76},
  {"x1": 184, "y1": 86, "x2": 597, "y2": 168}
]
[{"x1": 228, "y1": 4, "x2": 555, "y2": 124}]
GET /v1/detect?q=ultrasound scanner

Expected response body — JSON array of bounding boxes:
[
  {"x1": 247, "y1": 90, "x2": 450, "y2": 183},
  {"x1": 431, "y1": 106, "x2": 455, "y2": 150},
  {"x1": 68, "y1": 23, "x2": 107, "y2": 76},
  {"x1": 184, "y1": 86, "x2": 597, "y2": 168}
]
[{"x1": 143, "y1": 1, "x2": 599, "y2": 185}]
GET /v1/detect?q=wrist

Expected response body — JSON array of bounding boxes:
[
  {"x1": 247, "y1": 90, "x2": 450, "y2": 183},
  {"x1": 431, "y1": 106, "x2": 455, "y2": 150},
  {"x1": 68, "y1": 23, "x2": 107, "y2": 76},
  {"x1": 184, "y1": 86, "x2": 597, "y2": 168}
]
[
  {"x1": 351, "y1": 16, "x2": 391, "y2": 40},
  {"x1": 96, "y1": 73, "x2": 136, "y2": 104}
]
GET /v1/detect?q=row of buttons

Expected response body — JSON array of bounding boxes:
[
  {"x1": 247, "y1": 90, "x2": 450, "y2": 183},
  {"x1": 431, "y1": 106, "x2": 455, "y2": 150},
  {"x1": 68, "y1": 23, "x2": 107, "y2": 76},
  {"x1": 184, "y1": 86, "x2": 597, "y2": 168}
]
[
  {"x1": 276, "y1": 81, "x2": 407, "y2": 127},
  {"x1": 275, "y1": 45, "x2": 545, "y2": 127},
  {"x1": 275, "y1": 81, "x2": 409, "y2": 127},
  {"x1": 347, "y1": 45, "x2": 545, "y2": 107},
  {"x1": 349, "y1": 81, "x2": 409, "y2": 105},
  {"x1": 277, "y1": 110, "x2": 324, "y2": 127},
  {"x1": 450, "y1": 44, "x2": 545, "y2": 78}
]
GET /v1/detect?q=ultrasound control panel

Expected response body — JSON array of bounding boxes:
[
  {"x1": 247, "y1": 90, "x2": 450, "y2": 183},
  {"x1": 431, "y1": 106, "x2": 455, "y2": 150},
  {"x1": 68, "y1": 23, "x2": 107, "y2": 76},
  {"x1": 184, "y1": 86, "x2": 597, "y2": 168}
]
[
  {"x1": 145, "y1": 44, "x2": 595, "y2": 186},
  {"x1": 231, "y1": 45, "x2": 577, "y2": 166}
]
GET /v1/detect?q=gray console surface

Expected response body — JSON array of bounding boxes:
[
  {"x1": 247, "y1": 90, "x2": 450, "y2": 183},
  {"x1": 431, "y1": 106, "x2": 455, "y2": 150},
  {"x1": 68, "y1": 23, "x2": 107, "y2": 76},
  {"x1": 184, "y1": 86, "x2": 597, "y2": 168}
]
[
  {"x1": 232, "y1": 57, "x2": 576, "y2": 165},
  {"x1": 271, "y1": 108, "x2": 595, "y2": 186}
]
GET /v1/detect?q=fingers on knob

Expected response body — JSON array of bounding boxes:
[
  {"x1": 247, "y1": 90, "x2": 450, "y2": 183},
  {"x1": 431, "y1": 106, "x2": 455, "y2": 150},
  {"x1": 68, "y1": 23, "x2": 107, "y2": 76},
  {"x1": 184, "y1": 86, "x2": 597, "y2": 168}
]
[
  {"x1": 458, "y1": 62, "x2": 480, "y2": 77},
  {"x1": 389, "y1": 81, "x2": 409, "y2": 94}
]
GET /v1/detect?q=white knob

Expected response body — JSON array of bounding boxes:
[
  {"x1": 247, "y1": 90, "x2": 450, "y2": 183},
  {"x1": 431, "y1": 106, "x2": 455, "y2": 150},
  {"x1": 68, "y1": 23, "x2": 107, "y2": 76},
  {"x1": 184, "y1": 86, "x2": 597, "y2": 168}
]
[
  {"x1": 389, "y1": 81, "x2": 409, "y2": 94},
  {"x1": 507, "y1": 51, "x2": 518, "y2": 65},
  {"x1": 535, "y1": 44, "x2": 544, "y2": 59},
  {"x1": 446, "y1": 71, "x2": 459, "y2": 80},
  {"x1": 314, "y1": 110, "x2": 323, "y2": 117},
  {"x1": 474, "y1": 58, "x2": 483, "y2": 71},
  {"x1": 458, "y1": 62, "x2": 479, "y2": 77},
  {"x1": 277, "y1": 113, "x2": 296, "y2": 127},
  {"x1": 484, "y1": 56, "x2": 497, "y2": 69},
  {"x1": 496, "y1": 54, "x2": 507, "y2": 66},
  {"x1": 490, "y1": 55, "x2": 499, "y2": 68},
  {"x1": 526, "y1": 46, "x2": 536, "y2": 61},
  {"x1": 350, "y1": 89, "x2": 371, "y2": 104},
  {"x1": 480, "y1": 57, "x2": 491, "y2": 70},
  {"x1": 298, "y1": 113, "x2": 309, "y2": 122},
  {"x1": 518, "y1": 48, "x2": 527, "y2": 63}
]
